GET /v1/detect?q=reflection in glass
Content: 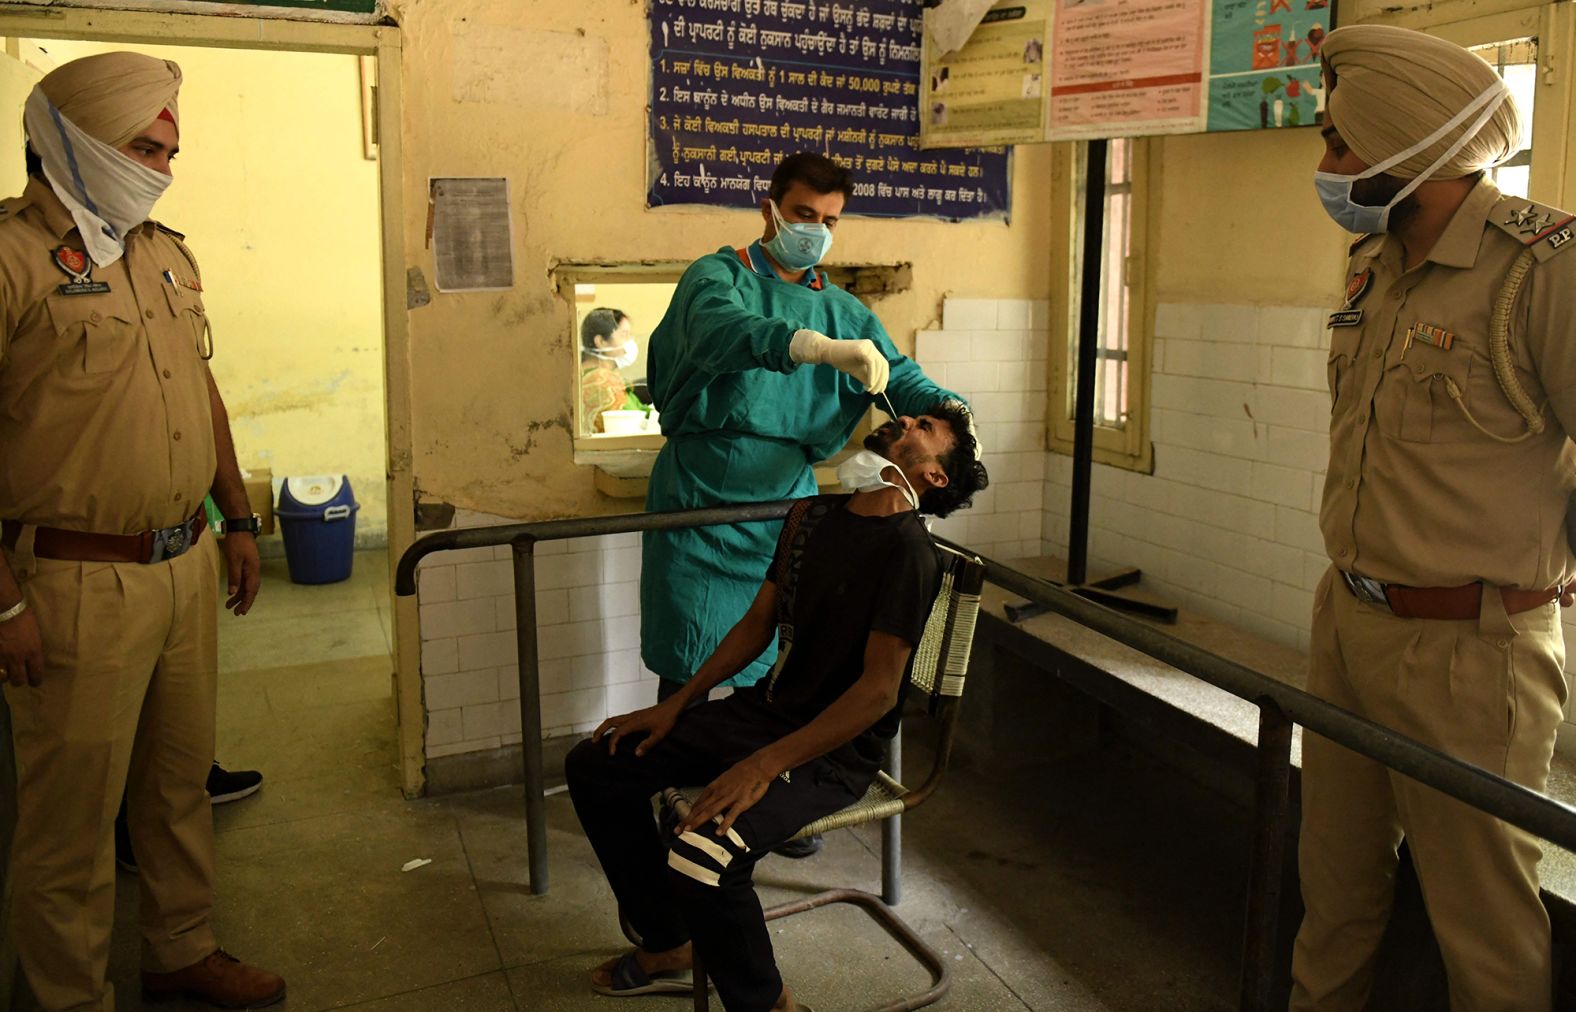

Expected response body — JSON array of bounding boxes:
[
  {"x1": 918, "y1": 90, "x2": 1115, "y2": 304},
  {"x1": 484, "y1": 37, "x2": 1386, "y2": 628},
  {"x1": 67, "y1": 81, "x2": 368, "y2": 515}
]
[
  {"x1": 574, "y1": 282, "x2": 677, "y2": 438},
  {"x1": 581, "y1": 307, "x2": 645, "y2": 433}
]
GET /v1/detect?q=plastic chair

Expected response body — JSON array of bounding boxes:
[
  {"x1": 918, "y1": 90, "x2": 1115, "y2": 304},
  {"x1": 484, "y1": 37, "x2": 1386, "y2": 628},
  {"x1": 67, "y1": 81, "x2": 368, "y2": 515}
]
[{"x1": 663, "y1": 542, "x2": 986, "y2": 1012}]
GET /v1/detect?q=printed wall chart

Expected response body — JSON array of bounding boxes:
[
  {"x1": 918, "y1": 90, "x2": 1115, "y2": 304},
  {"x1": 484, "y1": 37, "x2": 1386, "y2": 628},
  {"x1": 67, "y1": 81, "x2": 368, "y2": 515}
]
[{"x1": 648, "y1": 0, "x2": 1012, "y2": 220}]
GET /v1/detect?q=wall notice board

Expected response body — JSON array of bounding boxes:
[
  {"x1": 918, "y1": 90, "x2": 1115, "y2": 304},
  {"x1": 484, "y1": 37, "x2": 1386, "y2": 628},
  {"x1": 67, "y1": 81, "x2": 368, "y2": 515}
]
[
  {"x1": 919, "y1": 0, "x2": 1330, "y2": 148},
  {"x1": 647, "y1": 0, "x2": 1012, "y2": 221}
]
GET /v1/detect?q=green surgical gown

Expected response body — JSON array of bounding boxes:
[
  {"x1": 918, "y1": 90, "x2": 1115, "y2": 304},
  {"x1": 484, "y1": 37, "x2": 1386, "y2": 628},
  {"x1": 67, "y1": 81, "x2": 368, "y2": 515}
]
[{"x1": 640, "y1": 245, "x2": 960, "y2": 688}]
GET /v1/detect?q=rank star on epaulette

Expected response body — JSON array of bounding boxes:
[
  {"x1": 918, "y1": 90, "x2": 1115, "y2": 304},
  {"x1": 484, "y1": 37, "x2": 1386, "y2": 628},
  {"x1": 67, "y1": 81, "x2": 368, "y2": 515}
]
[
  {"x1": 1506, "y1": 204, "x2": 1557, "y2": 236},
  {"x1": 1506, "y1": 205, "x2": 1539, "y2": 230}
]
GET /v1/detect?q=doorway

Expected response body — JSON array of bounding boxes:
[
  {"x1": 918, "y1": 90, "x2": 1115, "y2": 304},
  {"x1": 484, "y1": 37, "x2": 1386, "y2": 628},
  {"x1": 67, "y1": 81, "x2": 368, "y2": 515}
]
[{"x1": 0, "y1": 8, "x2": 419, "y2": 800}]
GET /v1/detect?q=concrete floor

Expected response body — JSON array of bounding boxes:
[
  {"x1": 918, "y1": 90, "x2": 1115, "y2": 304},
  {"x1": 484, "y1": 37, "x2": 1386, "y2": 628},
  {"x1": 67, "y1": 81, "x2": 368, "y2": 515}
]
[{"x1": 95, "y1": 549, "x2": 1250, "y2": 1011}]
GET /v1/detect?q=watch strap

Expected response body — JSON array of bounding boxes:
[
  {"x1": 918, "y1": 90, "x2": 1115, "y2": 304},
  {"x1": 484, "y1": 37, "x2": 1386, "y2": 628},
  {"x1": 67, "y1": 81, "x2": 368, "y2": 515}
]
[{"x1": 222, "y1": 514, "x2": 262, "y2": 535}]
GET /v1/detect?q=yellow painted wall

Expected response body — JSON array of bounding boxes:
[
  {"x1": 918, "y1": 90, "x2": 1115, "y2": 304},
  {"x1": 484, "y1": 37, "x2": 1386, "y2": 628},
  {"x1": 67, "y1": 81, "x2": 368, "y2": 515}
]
[
  {"x1": 10, "y1": 39, "x2": 388, "y2": 544},
  {"x1": 386, "y1": 0, "x2": 1054, "y2": 521},
  {"x1": 0, "y1": 80, "x2": 26, "y2": 198},
  {"x1": 1151, "y1": 129, "x2": 1347, "y2": 308}
]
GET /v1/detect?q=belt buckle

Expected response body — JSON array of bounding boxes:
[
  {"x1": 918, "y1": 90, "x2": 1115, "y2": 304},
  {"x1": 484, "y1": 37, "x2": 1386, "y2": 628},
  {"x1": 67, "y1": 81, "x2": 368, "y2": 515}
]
[
  {"x1": 148, "y1": 521, "x2": 191, "y2": 563},
  {"x1": 1342, "y1": 571, "x2": 1391, "y2": 611}
]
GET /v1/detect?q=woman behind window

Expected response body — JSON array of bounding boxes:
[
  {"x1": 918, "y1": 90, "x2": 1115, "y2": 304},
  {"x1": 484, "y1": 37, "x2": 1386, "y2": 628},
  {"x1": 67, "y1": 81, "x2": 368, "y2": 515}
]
[{"x1": 580, "y1": 307, "x2": 645, "y2": 433}]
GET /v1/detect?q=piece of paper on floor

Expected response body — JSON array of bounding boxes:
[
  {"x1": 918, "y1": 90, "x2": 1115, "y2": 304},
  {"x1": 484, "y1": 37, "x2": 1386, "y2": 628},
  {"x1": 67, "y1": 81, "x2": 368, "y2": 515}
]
[{"x1": 401, "y1": 858, "x2": 433, "y2": 872}]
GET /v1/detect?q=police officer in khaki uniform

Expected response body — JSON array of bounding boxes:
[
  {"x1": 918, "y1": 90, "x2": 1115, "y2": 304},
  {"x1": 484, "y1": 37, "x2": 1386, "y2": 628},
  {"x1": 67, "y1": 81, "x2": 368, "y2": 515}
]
[
  {"x1": 0, "y1": 54, "x2": 283, "y2": 1010},
  {"x1": 1292, "y1": 26, "x2": 1576, "y2": 1011}
]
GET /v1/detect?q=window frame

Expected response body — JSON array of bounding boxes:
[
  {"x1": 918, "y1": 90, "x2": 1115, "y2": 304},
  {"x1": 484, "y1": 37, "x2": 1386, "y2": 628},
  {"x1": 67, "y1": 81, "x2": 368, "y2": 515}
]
[
  {"x1": 1045, "y1": 137, "x2": 1157, "y2": 473},
  {"x1": 1361, "y1": 0, "x2": 1576, "y2": 209},
  {"x1": 555, "y1": 262, "x2": 689, "y2": 454}
]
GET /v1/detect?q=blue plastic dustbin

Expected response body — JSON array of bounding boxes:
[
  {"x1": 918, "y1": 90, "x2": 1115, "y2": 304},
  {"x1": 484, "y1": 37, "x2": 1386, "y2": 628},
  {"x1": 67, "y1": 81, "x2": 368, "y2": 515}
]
[{"x1": 277, "y1": 475, "x2": 359, "y2": 585}]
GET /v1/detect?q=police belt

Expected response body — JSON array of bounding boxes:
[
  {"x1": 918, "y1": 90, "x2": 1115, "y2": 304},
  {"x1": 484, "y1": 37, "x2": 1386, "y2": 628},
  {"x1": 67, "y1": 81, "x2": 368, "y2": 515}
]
[
  {"x1": 1, "y1": 510, "x2": 206, "y2": 564},
  {"x1": 1340, "y1": 570, "x2": 1568, "y2": 620}
]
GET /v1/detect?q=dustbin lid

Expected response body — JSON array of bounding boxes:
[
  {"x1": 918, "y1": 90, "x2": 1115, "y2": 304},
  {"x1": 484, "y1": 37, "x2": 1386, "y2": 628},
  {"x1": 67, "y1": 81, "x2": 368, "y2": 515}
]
[{"x1": 282, "y1": 475, "x2": 345, "y2": 507}]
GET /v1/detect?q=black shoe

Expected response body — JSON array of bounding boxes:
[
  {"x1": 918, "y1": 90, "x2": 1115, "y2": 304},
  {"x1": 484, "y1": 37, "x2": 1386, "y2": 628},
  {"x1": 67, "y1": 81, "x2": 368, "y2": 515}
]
[
  {"x1": 115, "y1": 803, "x2": 138, "y2": 874},
  {"x1": 772, "y1": 834, "x2": 823, "y2": 859},
  {"x1": 206, "y1": 762, "x2": 263, "y2": 804}
]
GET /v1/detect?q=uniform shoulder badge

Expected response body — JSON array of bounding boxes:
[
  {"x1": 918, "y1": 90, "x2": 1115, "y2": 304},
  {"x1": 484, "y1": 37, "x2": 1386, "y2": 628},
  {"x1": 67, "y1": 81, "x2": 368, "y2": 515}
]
[
  {"x1": 51, "y1": 245, "x2": 111, "y2": 296},
  {"x1": 1492, "y1": 195, "x2": 1576, "y2": 261}
]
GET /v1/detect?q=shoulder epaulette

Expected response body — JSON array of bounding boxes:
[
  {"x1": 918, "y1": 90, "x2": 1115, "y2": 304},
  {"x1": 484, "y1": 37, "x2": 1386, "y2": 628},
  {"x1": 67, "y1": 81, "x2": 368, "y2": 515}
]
[
  {"x1": 153, "y1": 221, "x2": 202, "y2": 288},
  {"x1": 1348, "y1": 233, "x2": 1380, "y2": 258},
  {"x1": 0, "y1": 194, "x2": 33, "y2": 226},
  {"x1": 1491, "y1": 195, "x2": 1576, "y2": 262}
]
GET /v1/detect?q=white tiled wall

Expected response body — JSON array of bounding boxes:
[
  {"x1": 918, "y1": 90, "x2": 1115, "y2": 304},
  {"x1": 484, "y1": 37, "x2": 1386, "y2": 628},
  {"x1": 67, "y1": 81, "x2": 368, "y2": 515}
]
[
  {"x1": 416, "y1": 297, "x2": 1576, "y2": 764},
  {"x1": 417, "y1": 509, "x2": 659, "y2": 760},
  {"x1": 1033, "y1": 298, "x2": 1576, "y2": 746},
  {"x1": 914, "y1": 297, "x2": 1051, "y2": 561},
  {"x1": 1039, "y1": 300, "x2": 1331, "y2": 652}
]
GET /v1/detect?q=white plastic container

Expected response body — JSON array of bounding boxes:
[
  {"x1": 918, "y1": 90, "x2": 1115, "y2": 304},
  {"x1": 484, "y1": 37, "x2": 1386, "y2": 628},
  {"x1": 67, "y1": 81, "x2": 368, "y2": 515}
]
[{"x1": 602, "y1": 410, "x2": 648, "y2": 435}]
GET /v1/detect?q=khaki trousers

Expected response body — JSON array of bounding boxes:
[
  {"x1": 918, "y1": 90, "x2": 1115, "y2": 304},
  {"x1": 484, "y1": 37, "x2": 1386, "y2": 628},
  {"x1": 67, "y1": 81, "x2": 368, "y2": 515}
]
[
  {"x1": 1290, "y1": 567, "x2": 1566, "y2": 1012},
  {"x1": 4, "y1": 537, "x2": 219, "y2": 1012}
]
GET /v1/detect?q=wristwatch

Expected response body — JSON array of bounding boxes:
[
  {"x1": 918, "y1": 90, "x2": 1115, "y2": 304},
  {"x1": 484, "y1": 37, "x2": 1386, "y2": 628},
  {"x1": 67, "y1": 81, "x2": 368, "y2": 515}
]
[{"x1": 222, "y1": 513, "x2": 262, "y2": 535}]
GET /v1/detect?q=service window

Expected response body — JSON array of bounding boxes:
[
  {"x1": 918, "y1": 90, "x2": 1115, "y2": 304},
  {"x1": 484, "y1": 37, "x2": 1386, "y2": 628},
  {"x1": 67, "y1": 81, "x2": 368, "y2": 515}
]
[{"x1": 557, "y1": 267, "x2": 687, "y2": 449}]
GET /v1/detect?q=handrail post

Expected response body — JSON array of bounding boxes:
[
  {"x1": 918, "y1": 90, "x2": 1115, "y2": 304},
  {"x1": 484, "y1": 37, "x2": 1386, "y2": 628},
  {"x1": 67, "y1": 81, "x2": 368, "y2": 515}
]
[
  {"x1": 512, "y1": 535, "x2": 548, "y2": 895},
  {"x1": 1239, "y1": 701, "x2": 1294, "y2": 1011},
  {"x1": 882, "y1": 733, "x2": 902, "y2": 905}
]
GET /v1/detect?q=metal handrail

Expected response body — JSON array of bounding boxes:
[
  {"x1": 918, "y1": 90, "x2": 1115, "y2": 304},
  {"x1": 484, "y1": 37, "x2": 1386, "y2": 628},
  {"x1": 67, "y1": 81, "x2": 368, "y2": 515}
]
[
  {"x1": 954, "y1": 543, "x2": 1576, "y2": 851},
  {"x1": 396, "y1": 500, "x2": 797, "y2": 897},
  {"x1": 946, "y1": 538, "x2": 1576, "y2": 1010},
  {"x1": 395, "y1": 502, "x2": 1576, "y2": 1011},
  {"x1": 394, "y1": 500, "x2": 798, "y2": 595}
]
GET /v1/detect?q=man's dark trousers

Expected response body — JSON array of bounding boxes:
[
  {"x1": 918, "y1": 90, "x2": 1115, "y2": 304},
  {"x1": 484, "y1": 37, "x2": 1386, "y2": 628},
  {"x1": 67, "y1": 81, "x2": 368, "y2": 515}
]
[{"x1": 565, "y1": 692, "x2": 865, "y2": 1011}]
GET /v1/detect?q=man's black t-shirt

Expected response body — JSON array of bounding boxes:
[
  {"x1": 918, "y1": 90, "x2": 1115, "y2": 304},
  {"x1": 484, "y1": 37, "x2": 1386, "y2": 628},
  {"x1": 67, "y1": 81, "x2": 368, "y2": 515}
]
[{"x1": 749, "y1": 494, "x2": 940, "y2": 776}]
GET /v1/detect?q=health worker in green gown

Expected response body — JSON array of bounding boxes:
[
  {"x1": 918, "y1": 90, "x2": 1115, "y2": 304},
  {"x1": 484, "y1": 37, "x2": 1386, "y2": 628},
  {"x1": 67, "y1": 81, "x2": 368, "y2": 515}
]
[{"x1": 641, "y1": 151, "x2": 969, "y2": 702}]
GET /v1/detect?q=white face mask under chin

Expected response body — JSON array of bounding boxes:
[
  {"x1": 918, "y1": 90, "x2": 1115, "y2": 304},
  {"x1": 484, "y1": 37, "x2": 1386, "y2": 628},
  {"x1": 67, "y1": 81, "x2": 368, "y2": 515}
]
[
  {"x1": 1314, "y1": 81, "x2": 1511, "y2": 234},
  {"x1": 837, "y1": 449, "x2": 919, "y2": 511},
  {"x1": 588, "y1": 340, "x2": 637, "y2": 369}
]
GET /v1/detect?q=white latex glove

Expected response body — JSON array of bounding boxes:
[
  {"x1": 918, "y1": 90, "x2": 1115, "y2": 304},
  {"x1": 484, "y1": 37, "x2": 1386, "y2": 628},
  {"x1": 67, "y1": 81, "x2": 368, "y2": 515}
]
[{"x1": 789, "y1": 329, "x2": 890, "y2": 395}]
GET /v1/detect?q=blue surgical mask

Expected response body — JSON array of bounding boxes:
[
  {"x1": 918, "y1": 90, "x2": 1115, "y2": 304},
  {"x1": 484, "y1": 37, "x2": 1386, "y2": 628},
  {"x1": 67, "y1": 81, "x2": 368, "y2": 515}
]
[
  {"x1": 764, "y1": 200, "x2": 833, "y2": 270},
  {"x1": 1315, "y1": 81, "x2": 1510, "y2": 234}
]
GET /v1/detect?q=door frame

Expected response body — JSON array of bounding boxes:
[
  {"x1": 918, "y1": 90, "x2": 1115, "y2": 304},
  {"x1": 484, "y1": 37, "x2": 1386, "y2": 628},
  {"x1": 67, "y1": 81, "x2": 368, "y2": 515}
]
[{"x1": 0, "y1": 3, "x2": 423, "y2": 795}]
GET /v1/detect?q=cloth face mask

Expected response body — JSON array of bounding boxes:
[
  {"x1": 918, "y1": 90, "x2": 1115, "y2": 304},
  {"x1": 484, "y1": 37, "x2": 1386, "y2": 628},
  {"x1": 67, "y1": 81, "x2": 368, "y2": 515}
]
[
  {"x1": 1314, "y1": 81, "x2": 1510, "y2": 234},
  {"x1": 837, "y1": 449, "x2": 919, "y2": 511},
  {"x1": 24, "y1": 87, "x2": 171, "y2": 268},
  {"x1": 764, "y1": 199, "x2": 833, "y2": 270}
]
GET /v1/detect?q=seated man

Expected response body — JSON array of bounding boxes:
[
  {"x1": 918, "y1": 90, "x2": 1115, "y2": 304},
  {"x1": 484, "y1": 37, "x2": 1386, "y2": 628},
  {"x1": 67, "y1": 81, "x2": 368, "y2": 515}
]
[{"x1": 565, "y1": 401, "x2": 988, "y2": 1011}]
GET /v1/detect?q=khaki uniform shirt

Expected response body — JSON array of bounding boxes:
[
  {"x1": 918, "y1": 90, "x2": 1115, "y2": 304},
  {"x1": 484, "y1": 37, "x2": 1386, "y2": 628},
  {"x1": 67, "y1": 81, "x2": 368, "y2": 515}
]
[
  {"x1": 1321, "y1": 177, "x2": 1576, "y2": 590},
  {"x1": 0, "y1": 177, "x2": 215, "y2": 535}
]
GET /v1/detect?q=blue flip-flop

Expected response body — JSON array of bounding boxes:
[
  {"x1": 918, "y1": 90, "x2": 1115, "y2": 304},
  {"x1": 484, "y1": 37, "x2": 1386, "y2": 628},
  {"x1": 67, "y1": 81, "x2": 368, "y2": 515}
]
[{"x1": 590, "y1": 950, "x2": 696, "y2": 997}]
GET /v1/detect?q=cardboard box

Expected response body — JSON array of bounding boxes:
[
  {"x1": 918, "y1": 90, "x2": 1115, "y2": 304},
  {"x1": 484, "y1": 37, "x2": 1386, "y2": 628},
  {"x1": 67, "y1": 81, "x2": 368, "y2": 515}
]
[{"x1": 242, "y1": 468, "x2": 276, "y2": 536}]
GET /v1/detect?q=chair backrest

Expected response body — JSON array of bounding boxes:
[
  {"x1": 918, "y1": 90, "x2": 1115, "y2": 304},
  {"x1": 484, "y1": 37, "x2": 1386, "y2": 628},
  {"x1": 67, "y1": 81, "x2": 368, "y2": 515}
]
[{"x1": 908, "y1": 543, "x2": 986, "y2": 714}]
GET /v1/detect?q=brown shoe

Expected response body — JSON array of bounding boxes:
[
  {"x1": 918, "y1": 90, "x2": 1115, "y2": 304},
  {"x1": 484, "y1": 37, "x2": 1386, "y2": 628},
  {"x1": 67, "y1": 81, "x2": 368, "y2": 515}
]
[{"x1": 142, "y1": 948, "x2": 286, "y2": 1008}]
